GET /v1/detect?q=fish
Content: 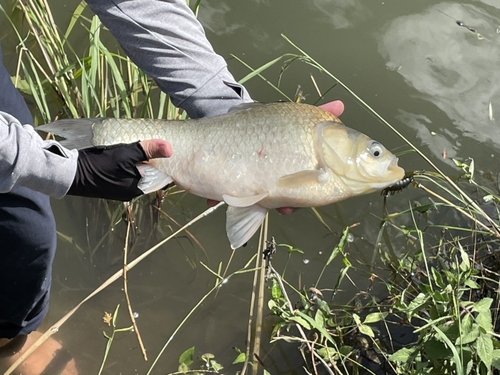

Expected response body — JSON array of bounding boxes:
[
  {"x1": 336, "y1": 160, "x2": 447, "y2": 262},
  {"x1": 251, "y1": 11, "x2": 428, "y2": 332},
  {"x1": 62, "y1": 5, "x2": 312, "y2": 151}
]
[{"x1": 38, "y1": 102, "x2": 405, "y2": 249}]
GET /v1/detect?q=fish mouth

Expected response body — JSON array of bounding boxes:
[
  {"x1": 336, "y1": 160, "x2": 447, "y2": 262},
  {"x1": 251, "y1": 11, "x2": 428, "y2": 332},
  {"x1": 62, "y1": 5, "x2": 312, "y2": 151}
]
[{"x1": 388, "y1": 156, "x2": 405, "y2": 180}]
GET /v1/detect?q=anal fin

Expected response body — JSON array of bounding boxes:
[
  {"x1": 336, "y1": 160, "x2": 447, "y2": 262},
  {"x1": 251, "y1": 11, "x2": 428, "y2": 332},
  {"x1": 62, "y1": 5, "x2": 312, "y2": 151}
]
[{"x1": 226, "y1": 205, "x2": 268, "y2": 249}]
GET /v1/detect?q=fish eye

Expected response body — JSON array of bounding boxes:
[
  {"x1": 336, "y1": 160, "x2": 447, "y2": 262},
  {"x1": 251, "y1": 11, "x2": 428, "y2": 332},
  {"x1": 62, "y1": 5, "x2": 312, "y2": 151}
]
[{"x1": 369, "y1": 142, "x2": 384, "y2": 158}]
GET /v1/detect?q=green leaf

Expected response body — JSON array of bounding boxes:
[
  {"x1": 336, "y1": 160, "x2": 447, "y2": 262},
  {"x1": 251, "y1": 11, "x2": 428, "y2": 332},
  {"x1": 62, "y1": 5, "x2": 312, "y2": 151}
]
[
  {"x1": 339, "y1": 345, "x2": 353, "y2": 356},
  {"x1": 389, "y1": 347, "x2": 417, "y2": 362},
  {"x1": 358, "y1": 324, "x2": 375, "y2": 338},
  {"x1": 268, "y1": 299, "x2": 278, "y2": 311},
  {"x1": 316, "y1": 298, "x2": 331, "y2": 315},
  {"x1": 424, "y1": 338, "x2": 450, "y2": 360},
  {"x1": 294, "y1": 311, "x2": 336, "y2": 344},
  {"x1": 473, "y1": 298, "x2": 493, "y2": 315},
  {"x1": 326, "y1": 227, "x2": 349, "y2": 266},
  {"x1": 112, "y1": 304, "x2": 120, "y2": 327},
  {"x1": 270, "y1": 278, "x2": 282, "y2": 300},
  {"x1": 464, "y1": 279, "x2": 480, "y2": 289},
  {"x1": 452, "y1": 158, "x2": 465, "y2": 167},
  {"x1": 431, "y1": 267, "x2": 445, "y2": 288},
  {"x1": 456, "y1": 322, "x2": 480, "y2": 345},
  {"x1": 483, "y1": 195, "x2": 494, "y2": 203},
  {"x1": 178, "y1": 363, "x2": 189, "y2": 374},
  {"x1": 477, "y1": 332, "x2": 493, "y2": 368},
  {"x1": 352, "y1": 313, "x2": 361, "y2": 325},
  {"x1": 11, "y1": 77, "x2": 33, "y2": 96},
  {"x1": 491, "y1": 349, "x2": 500, "y2": 370},
  {"x1": 317, "y1": 346, "x2": 340, "y2": 360},
  {"x1": 289, "y1": 315, "x2": 312, "y2": 330},
  {"x1": 179, "y1": 347, "x2": 194, "y2": 367},
  {"x1": 407, "y1": 293, "x2": 430, "y2": 313},
  {"x1": 210, "y1": 359, "x2": 224, "y2": 372},
  {"x1": 201, "y1": 353, "x2": 215, "y2": 362},
  {"x1": 353, "y1": 313, "x2": 374, "y2": 338},
  {"x1": 364, "y1": 312, "x2": 388, "y2": 324},
  {"x1": 233, "y1": 352, "x2": 246, "y2": 364},
  {"x1": 458, "y1": 243, "x2": 470, "y2": 271},
  {"x1": 315, "y1": 309, "x2": 326, "y2": 328},
  {"x1": 476, "y1": 310, "x2": 493, "y2": 332}
]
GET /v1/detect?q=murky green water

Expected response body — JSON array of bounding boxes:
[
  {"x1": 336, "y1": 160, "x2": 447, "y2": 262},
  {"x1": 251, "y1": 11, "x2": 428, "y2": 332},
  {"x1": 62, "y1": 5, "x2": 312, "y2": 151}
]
[{"x1": 2, "y1": 0, "x2": 500, "y2": 373}]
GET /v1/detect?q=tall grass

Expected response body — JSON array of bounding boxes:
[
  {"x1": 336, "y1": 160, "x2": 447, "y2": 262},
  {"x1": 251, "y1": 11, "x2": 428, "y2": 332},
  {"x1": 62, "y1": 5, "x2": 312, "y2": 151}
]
[{"x1": 1, "y1": 0, "x2": 184, "y2": 123}]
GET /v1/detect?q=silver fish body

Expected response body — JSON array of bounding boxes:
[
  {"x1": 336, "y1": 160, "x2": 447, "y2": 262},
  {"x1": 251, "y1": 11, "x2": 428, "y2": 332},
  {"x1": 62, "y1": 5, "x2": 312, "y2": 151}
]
[{"x1": 40, "y1": 102, "x2": 404, "y2": 248}]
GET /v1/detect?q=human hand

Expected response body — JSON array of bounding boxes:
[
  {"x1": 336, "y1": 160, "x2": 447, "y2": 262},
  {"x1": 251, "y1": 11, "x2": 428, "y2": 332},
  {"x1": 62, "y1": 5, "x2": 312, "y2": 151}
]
[{"x1": 68, "y1": 139, "x2": 172, "y2": 201}]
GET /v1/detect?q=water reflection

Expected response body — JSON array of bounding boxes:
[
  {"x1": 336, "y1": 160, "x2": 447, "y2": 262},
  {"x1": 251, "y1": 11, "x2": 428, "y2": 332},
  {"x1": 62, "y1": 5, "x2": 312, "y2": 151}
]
[
  {"x1": 379, "y1": 2, "x2": 500, "y2": 159},
  {"x1": 309, "y1": 0, "x2": 370, "y2": 29},
  {"x1": 196, "y1": 1, "x2": 242, "y2": 36}
]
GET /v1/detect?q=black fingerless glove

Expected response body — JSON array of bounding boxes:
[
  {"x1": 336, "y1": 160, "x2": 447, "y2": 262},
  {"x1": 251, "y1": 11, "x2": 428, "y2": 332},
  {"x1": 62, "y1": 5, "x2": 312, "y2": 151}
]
[{"x1": 68, "y1": 142, "x2": 148, "y2": 201}]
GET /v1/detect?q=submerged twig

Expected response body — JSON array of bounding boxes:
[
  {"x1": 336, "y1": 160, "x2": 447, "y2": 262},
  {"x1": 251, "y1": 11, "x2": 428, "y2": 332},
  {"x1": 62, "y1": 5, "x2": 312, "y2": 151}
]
[
  {"x1": 242, "y1": 215, "x2": 268, "y2": 375},
  {"x1": 123, "y1": 206, "x2": 148, "y2": 361}
]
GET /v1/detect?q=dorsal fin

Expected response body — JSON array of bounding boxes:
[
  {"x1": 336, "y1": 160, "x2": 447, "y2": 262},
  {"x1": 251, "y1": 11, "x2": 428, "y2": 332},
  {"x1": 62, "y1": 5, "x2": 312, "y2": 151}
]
[{"x1": 226, "y1": 102, "x2": 263, "y2": 114}]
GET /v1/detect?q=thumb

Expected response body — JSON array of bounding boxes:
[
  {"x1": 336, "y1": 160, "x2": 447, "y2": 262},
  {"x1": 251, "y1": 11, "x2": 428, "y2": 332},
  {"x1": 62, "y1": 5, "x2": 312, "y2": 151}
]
[
  {"x1": 139, "y1": 139, "x2": 173, "y2": 159},
  {"x1": 319, "y1": 100, "x2": 344, "y2": 117}
]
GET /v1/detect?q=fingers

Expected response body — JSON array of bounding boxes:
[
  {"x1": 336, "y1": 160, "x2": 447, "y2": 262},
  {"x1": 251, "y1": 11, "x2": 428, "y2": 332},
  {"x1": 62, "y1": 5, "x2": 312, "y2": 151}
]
[
  {"x1": 207, "y1": 199, "x2": 219, "y2": 207},
  {"x1": 140, "y1": 139, "x2": 173, "y2": 159},
  {"x1": 319, "y1": 100, "x2": 344, "y2": 117},
  {"x1": 276, "y1": 207, "x2": 295, "y2": 215}
]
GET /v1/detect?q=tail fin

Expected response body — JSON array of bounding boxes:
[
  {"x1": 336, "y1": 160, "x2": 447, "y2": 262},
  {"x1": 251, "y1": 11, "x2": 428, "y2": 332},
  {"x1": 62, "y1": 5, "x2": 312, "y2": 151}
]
[{"x1": 37, "y1": 119, "x2": 101, "y2": 149}]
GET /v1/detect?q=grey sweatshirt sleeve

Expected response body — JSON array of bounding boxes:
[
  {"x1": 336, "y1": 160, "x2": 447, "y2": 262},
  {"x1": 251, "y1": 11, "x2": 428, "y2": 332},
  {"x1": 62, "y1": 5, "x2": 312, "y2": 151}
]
[
  {"x1": 0, "y1": 111, "x2": 78, "y2": 198},
  {"x1": 84, "y1": 0, "x2": 253, "y2": 119}
]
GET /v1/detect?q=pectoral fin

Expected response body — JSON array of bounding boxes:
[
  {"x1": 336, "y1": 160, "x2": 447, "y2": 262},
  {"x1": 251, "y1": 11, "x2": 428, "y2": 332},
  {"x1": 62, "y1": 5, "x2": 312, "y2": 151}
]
[
  {"x1": 226, "y1": 205, "x2": 268, "y2": 249},
  {"x1": 222, "y1": 192, "x2": 268, "y2": 207},
  {"x1": 136, "y1": 164, "x2": 173, "y2": 193},
  {"x1": 276, "y1": 170, "x2": 327, "y2": 189}
]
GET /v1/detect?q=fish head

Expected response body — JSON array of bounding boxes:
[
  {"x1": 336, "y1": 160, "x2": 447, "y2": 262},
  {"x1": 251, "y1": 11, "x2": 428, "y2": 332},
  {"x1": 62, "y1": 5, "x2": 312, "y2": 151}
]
[{"x1": 318, "y1": 122, "x2": 405, "y2": 194}]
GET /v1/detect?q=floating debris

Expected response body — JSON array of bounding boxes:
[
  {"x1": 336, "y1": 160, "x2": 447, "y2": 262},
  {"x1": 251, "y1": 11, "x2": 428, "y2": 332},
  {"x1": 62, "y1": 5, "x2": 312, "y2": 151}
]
[{"x1": 456, "y1": 20, "x2": 476, "y2": 33}]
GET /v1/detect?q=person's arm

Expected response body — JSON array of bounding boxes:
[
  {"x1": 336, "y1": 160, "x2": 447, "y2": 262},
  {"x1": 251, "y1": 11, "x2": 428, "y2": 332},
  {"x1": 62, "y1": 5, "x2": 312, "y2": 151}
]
[
  {"x1": 0, "y1": 111, "x2": 78, "y2": 198},
  {"x1": 84, "y1": 0, "x2": 252, "y2": 119},
  {"x1": 1, "y1": 111, "x2": 172, "y2": 200}
]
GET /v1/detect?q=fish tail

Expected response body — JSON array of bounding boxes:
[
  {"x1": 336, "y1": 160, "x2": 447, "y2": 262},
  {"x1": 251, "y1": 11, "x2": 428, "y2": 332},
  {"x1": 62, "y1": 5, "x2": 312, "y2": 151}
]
[{"x1": 36, "y1": 119, "x2": 100, "y2": 149}]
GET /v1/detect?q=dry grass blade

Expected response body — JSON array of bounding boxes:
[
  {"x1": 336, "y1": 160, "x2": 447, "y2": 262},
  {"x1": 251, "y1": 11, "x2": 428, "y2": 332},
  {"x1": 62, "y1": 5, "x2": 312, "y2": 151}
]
[{"x1": 122, "y1": 206, "x2": 148, "y2": 361}]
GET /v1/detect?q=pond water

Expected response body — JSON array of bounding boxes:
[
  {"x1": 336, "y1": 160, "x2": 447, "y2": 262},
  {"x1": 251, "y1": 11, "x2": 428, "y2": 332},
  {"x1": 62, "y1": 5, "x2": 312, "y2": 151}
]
[{"x1": 2, "y1": 0, "x2": 500, "y2": 374}]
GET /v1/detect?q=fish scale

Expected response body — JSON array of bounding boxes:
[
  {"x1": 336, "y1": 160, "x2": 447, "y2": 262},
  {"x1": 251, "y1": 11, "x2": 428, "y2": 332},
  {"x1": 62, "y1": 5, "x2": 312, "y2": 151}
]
[{"x1": 38, "y1": 102, "x2": 404, "y2": 248}]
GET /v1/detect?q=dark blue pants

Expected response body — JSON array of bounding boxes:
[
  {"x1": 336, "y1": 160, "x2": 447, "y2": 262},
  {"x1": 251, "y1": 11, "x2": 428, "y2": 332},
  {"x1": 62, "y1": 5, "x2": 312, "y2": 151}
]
[{"x1": 0, "y1": 44, "x2": 56, "y2": 338}]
